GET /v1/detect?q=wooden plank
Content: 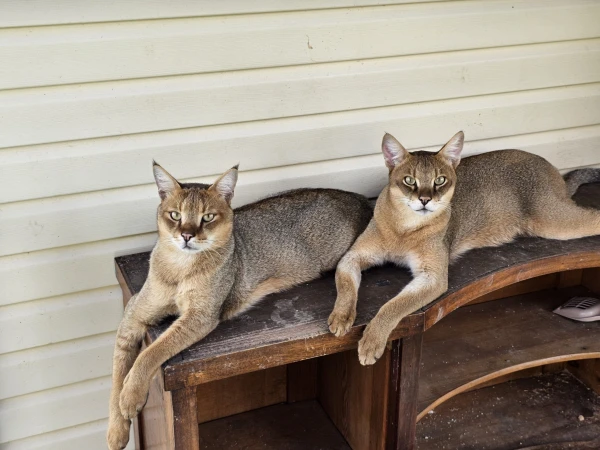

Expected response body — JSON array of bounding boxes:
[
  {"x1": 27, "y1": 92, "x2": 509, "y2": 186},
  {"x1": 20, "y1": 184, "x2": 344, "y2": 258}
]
[
  {"x1": 287, "y1": 359, "x2": 318, "y2": 403},
  {"x1": 465, "y1": 273, "x2": 559, "y2": 305},
  {"x1": 113, "y1": 184, "x2": 600, "y2": 390},
  {"x1": 463, "y1": 362, "x2": 566, "y2": 392},
  {"x1": 397, "y1": 335, "x2": 423, "y2": 450},
  {"x1": 557, "y1": 269, "x2": 583, "y2": 288},
  {"x1": 4, "y1": 85, "x2": 600, "y2": 204},
  {"x1": 318, "y1": 348, "x2": 389, "y2": 450},
  {"x1": 416, "y1": 372, "x2": 600, "y2": 450},
  {"x1": 172, "y1": 387, "x2": 199, "y2": 450},
  {"x1": 386, "y1": 335, "x2": 423, "y2": 450},
  {"x1": 567, "y1": 359, "x2": 600, "y2": 395},
  {"x1": 195, "y1": 366, "x2": 287, "y2": 423},
  {"x1": 5, "y1": 122, "x2": 600, "y2": 257},
  {"x1": 197, "y1": 400, "x2": 350, "y2": 450},
  {"x1": 2, "y1": 1, "x2": 599, "y2": 90},
  {"x1": 3, "y1": 39, "x2": 600, "y2": 149},
  {"x1": 418, "y1": 287, "x2": 600, "y2": 418},
  {"x1": 137, "y1": 371, "x2": 171, "y2": 450},
  {"x1": 0, "y1": 0, "x2": 449, "y2": 28},
  {"x1": 582, "y1": 267, "x2": 600, "y2": 294}
]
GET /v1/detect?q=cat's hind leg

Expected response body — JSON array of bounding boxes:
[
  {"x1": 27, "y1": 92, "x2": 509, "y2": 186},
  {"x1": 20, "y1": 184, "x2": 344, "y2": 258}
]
[
  {"x1": 329, "y1": 227, "x2": 386, "y2": 337},
  {"x1": 527, "y1": 199, "x2": 600, "y2": 240}
]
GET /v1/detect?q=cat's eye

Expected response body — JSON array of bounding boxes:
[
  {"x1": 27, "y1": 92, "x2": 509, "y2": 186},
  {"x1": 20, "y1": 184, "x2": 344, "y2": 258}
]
[
  {"x1": 169, "y1": 211, "x2": 181, "y2": 221},
  {"x1": 434, "y1": 176, "x2": 447, "y2": 186},
  {"x1": 202, "y1": 213, "x2": 215, "y2": 223},
  {"x1": 403, "y1": 176, "x2": 416, "y2": 186}
]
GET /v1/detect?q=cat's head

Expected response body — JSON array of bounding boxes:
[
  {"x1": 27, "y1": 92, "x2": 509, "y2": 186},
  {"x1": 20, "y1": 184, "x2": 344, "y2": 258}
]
[
  {"x1": 381, "y1": 131, "x2": 464, "y2": 215},
  {"x1": 152, "y1": 162, "x2": 238, "y2": 254}
]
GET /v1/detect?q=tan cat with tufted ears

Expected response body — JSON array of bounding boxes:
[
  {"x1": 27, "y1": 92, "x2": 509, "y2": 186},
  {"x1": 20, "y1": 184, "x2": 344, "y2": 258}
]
[
  {"x1": 107, "y1": 163, "x2": 373, "y2": 449},
  {"x1": 329, "y1": 131, "x2": 600, "y2": 365}
]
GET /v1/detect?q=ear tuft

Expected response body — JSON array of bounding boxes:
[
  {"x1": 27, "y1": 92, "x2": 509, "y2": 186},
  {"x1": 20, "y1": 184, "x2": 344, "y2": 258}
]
[
  {"x1": 382, "y1": 133, "x2": 408, "y2": 170},
  {"x1": 210, "y1": 167, "x2": 238, "y2": 204},
  {"x1": 439, "y1": 131, "x2": 464, "y2": 168},
  {"x1": 152, "y1": 163, "x2": 181, "y2": 200}
]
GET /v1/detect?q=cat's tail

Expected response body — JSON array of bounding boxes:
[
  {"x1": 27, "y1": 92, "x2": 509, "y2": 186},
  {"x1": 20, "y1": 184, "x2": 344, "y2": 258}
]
[{"x1": 563, "y1": 168, "x2": 600, "y2": 197}]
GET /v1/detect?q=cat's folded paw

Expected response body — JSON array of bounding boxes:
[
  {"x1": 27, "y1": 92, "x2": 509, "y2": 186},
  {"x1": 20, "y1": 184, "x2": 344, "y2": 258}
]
[
  {"x1": 358, "y1": 328, "x2": 386, "y2": 366},
  {"x1": 119, "y1": 372, "x2": 149, "y2": 420},
  {"x1": 328, "y1": 308, "x2": 356, "y2": 337},
  {"x1": 106, "y1": 414, "x2": 131, "y2": 450}
]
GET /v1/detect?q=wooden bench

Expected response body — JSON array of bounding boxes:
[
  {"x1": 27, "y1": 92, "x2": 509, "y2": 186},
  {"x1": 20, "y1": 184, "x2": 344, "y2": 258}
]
[{"x1": 115, "y1": 183, "x2": 600, "y2": 450}]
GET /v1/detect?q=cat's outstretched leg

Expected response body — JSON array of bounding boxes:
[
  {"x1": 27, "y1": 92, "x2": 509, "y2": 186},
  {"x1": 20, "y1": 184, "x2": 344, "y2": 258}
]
[
  {"x1": 328, "y1": 228, "x2": 385, "y2": 337},
  {"x1": 118, "y1": 297, "x2": 220, "y2": 420},
  {"x1": 107, "y1": 291, "x2": 165, "y2": 450},
  {"x1": 358, "y1": 249, "x2": 447, "y2": 365}
]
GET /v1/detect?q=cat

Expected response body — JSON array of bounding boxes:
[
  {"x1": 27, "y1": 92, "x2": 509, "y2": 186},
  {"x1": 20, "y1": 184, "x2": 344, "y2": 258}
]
[
  {"x1": 107, "y1": 163, "x2": 373, "y2": 449},
  {"x1": 328, "y1": 131, "x2": 600, "y2": 366}
]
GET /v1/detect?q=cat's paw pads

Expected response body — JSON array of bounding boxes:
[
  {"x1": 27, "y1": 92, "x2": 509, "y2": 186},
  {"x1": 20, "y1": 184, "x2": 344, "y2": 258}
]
[
  {"x1": 106, "y1": 415, "x2": 131, "y2": 450},
  {"x1": 328, "y1": 309, "x2": 356, "y2": 337},
  {"x1": 119, "y1": 373, "x2": 149, "y2": 419},
  {"x1": 358, "y1": 331, "x2": 386, "y2": 366}
]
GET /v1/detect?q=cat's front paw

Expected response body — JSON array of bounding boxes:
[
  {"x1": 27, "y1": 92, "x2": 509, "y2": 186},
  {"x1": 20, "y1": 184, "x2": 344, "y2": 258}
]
[
  {"x1": 106, "y1": 414, "x2": 131, "y2": 450},
  {"x1": 328, "y1": 307, "x2": 356, "y2": 337},
  {"x1": 119, "y1": 371, "x2": 149, "y2": 420},
  {"x1": 358, "y1": 326, "x2": 387, "y2": 365}
]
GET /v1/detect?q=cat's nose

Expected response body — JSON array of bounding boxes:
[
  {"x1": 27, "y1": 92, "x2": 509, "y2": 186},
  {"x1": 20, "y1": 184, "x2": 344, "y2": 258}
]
[
  {"x1": 419, "y1": 197, "x2": 431, "y2": 206},
  {"x1": 181, "y1": 233, "x2": 193, "y2": 242}
]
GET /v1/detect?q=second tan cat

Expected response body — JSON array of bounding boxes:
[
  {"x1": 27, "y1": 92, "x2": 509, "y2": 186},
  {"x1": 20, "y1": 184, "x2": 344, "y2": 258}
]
[{"x1": 329, "y1": 131, "x2": 600, "y2": 365}]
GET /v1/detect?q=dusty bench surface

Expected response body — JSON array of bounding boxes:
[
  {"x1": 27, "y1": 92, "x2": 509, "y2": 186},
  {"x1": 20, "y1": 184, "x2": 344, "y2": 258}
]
[{"x1": 115, "y1": 184, "x2": 600, "y2": 390}]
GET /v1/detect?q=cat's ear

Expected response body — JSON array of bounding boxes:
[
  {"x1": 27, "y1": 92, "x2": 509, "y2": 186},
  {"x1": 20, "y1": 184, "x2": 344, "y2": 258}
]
[
  {"x1": 382, "y1": 133, "x2": 408, "y2": 170},
  {"x1": 153, "y1": 161, "x2": 182, "y2": 200},
  {"x1": 210, "y1": 165, "x2": 238, "y2": 204},
  {"x1": 439, "y1": 131, "x2": 464, "y2": 168}
]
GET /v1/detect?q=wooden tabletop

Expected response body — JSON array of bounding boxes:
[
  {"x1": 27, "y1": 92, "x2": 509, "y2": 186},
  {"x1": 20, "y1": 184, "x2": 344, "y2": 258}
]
[{"x1": 115, "y1": 183, "x2": 600, "y2": 390}]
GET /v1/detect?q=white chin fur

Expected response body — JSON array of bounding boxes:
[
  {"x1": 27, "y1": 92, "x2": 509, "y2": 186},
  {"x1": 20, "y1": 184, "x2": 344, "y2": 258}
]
[
  {"x1": 171, "y1": 238, "x2": 213, "y2": 253},
  {"x1": 407, "y1": 200, "x2": 440, "y2": 214}
]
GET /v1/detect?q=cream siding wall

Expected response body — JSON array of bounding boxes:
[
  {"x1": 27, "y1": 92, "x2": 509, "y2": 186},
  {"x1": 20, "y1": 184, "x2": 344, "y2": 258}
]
[{"x1": 1, "y1": 0, "x2": 599, "y2": 447}]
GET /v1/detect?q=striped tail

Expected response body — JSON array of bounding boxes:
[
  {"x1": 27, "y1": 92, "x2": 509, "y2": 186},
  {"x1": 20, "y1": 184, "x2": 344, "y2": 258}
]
[{"x1": 563, "y1": 168, "x2": 600, "y2": 197}]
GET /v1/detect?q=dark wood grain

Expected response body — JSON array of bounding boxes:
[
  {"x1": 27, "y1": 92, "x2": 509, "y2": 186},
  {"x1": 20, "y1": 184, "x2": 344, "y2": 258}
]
[
  {"x1": 286, "y1": 359, "x2": 318, "y2": 403},
  {"x1": 416, "y1": 371, "x2": 600, "y2": 450},
  {"x1": 195, "y1": 366, "x2": 286, "y2": 423},
  {"x1": 172, "y1": 387, "x2": 199, "y2": 450},
  {"x1": 386, "y1": 335, "x2": 423, "y2": 450},
  {"x1": 197, "y1": 400, "x2": 351, "y2": 450},
  {"x1": 418, "y1": 286, "x2": 600, "y2": 418},
  {"x1": 568, "y1": 359, "x2": 600, "y2": 396},
  {"x1": 135, "y1": 370, "x2": 172, "y2": 450},
  {"x1": 115, "y1": 183, "x2": 600, "y2": 389},
  {"x1": 318, "y1": 348, "x2": 390, "y2": 450}
]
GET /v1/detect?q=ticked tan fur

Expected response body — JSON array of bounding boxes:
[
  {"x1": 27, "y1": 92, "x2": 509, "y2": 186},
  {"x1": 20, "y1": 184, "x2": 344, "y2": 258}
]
[
  {"x1": 329, "y1": 131, "x2": 600, "y2": 365},
  {"x1": 107, "y1": 163, "x2": 372, "y2": 449}
]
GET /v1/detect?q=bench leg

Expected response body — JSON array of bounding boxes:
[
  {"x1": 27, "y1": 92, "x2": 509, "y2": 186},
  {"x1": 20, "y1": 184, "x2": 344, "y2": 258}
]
[
  {"x1": 386, "y1": 333, "x2": 423, "y2": 450},
  {"x1": 172, "y1": 387, "x2": 200, "y2": 450}
]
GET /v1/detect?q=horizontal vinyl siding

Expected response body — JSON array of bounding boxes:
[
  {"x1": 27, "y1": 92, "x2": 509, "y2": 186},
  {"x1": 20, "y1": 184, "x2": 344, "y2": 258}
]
[
  {"x1": 2, "y1": 0, "x2": 599, "y2": 90},
  {"x1": 1, "y1": 0, "x2": 599, "y2": 446}
]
